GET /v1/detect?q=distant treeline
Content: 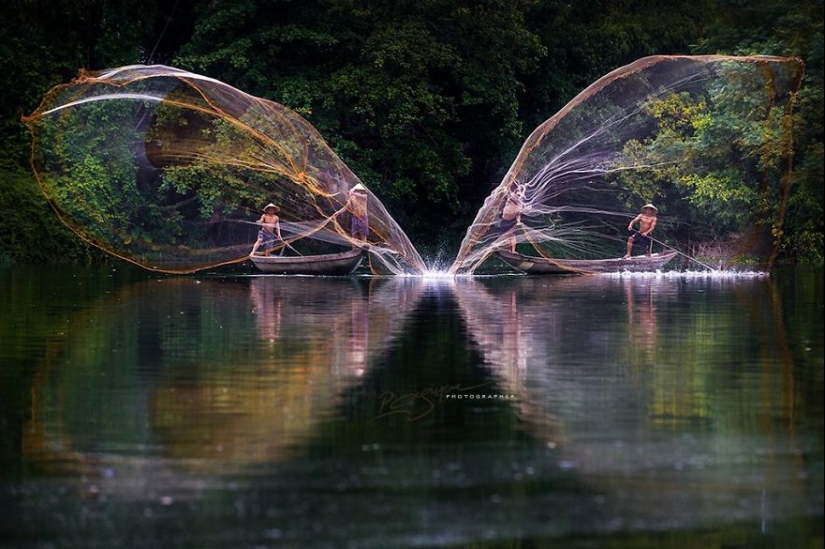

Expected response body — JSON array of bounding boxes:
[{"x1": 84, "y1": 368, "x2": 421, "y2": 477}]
[{"x1": 1, "y1": 0, "x2": 822, "y2": 264}]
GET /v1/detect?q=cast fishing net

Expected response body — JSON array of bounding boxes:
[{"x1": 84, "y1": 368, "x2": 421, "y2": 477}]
[
  {"x1": 23, "y1": 65, "x2": 426, "y2": 274},
  {"x1": 449, "y1": 55, "x2": 804, "y2": 274}
]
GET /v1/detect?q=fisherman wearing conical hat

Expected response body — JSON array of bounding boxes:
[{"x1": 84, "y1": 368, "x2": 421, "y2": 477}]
[
  {"x1": 623, "y1": 203, "x2": 658, "y2": 258},
  {"x1": 498, "y1": 184, "x2": 524, "y2": 253},
  {"x1": 250, "y1": 202, "x2": 284, "y2": 256},
  {"x1": 334, "y1": 184, "x2": 370, "y2": 247}
]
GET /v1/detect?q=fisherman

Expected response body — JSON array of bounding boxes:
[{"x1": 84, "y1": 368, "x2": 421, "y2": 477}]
[
  {"x1": 498, "y1": 185, "x2": 524, "y2": 253},
  {"x1": 336, "y1": 183, "x2": 370, "y2": 246},
  {"x1": 624, "y1": 203, "x2": 658, "y2": 258},
  {"x1": 250, "y1": 203, "x2": 283, "y2": 256}
]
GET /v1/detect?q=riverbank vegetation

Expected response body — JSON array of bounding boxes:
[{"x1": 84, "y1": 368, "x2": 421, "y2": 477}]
[{"x1": 1, "y1": 0, "x2": 821, "y2": 265}]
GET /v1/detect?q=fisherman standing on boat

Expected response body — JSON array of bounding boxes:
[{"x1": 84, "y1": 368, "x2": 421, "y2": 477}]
[
  {"x1": 250, "y1": 203, "x2": 283, "y2": 256},
  {"x1": 498, "y1": 185, "x2": 524, "y2": 253},
  {"x1": 624, "y1": 204, "x2": 658, "y2": 258},
  {"x1": 335, "y1": 183, "x2": 370, "y2": 247}
]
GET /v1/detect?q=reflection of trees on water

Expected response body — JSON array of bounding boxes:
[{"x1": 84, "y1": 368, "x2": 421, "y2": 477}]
[
  {"x1": 453, "y1": 278, "x2": 563, "y2": 444},
  {"x1": 14, "y1": 271, "x2": 820, "y2": 547},
  {"x1": 454, "y1": 273, "x2": 807, "y2": 434},
  {"x1": 21, "y1": 273, "x2": 813, "y2": 459},
  {"x1": 453, "y1": 275, "x2": 677, "y2": 443},
  {"x1": 22, "y1": 276, "x2": 426, "y2": 476},
  {"x1": 450, "y1": 274, "x2": 818, "y2": 540},
  {"x1": 452, "y1": 272, "x2": 816, "y2": 454}
]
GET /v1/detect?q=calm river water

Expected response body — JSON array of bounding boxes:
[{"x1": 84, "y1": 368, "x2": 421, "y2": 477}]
[{"x1": 0, "y1": 264, "x2": 822, "y2": 549}]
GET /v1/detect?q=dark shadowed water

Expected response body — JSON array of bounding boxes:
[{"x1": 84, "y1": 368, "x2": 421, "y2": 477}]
[{"x1": 1, "y1": 265, "x2": 822, "y2": 549}]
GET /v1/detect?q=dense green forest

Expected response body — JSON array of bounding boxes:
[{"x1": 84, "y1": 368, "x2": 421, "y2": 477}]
[{"x1": 1, "y1": 0, "x2": 822, "y2": 265}]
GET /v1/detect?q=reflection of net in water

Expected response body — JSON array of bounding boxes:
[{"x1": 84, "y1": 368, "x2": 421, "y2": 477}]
[
  {"x1": 449, "y1": 55, "x2": 803, "y2": 274},
  {"x1": 23, "y1": 65, "x2": 426, "y2": 274}
]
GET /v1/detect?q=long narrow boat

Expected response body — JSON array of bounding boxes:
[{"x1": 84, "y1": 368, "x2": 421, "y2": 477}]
[
  {"x1": 497, "y1": 249, "x2": 679, "y2": 274},
  {"x1": 250, "y1": 248, "x2": 366, "y2": 275}
]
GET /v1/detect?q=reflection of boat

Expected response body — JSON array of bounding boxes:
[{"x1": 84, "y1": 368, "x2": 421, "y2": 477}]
[
  {"x1": 497, "y1": 250, "x2": 678, "y2": 274},
  {"x1": 250, "y1": 248, "x2": 366, "y2": 275}
]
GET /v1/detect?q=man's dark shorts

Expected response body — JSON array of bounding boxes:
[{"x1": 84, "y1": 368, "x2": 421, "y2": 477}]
[
  {"x1": 258, "y1": 229, "x2": 276, "y2": 251},
  {"x1": 351, "y1": 215, "x2": 369, "y2": 239},
  {"x1": 497, "y1": 217, "x2": 517, "y2": 235},
  {"x1": 630, "y1": 230, "x2": 651, "y2": 248}
]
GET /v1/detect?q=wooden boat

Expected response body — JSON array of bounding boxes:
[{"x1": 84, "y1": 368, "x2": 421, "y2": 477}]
[
  {"x1": 497, "y1": 249, "x2": 679, "y2": 274},
  {"x1": 250, "y1": 248, "x2": 366, "y2": 275}
]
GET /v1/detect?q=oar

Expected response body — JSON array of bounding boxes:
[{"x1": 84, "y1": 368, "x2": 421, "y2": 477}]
[{"x1": 648, "y1": 235, "x2": 715, "y2": 271}]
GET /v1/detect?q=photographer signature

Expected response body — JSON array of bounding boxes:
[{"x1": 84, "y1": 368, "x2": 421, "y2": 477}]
[{"x1": 374, "y1": 382, "x2": 493, "y2": 422}]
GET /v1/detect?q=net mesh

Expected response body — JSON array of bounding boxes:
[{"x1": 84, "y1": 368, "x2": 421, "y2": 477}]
[
  {"x1": 23, "y1": 65, "x2": 426, "y2": 274},
  {"x1": 448, "y1": 55, "x2": 804, "y2": 274},
  {"x1": 23, "y1": 56, "x2": 803, "y2": 275}
]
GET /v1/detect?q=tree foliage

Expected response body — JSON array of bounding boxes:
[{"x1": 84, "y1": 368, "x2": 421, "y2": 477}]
[
  {"x1": 693, "y1": 0, "x2": 824, "y2": 262},
  {"x1": 616, "y1": 80, "x2": 798, "y2": 259},
  {"x1": 174, "y1": 0, "x2": 547, "y2": 244},
  {"x1": 0, "y1": 0, "x2": 822, "y2": 263}
]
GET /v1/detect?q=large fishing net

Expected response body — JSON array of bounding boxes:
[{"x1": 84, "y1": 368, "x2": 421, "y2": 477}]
[
  {"x1": 23, "y1": 65, "x2": 426, "y2": 274},
  {"x1": 449, "y1": 55, "x2": 804, "y2": 274}
]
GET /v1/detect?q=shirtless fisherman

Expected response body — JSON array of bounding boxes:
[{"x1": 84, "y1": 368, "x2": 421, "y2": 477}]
[
  {"x1": 250, "y1": 203, "x2": 283, "y2": 256},
  {"x1": 335, "y1": 183, "x2": 369, "y2": 246},
  {"x1": 624, "y1": 204, "x2": 658, "y2": 258}
]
